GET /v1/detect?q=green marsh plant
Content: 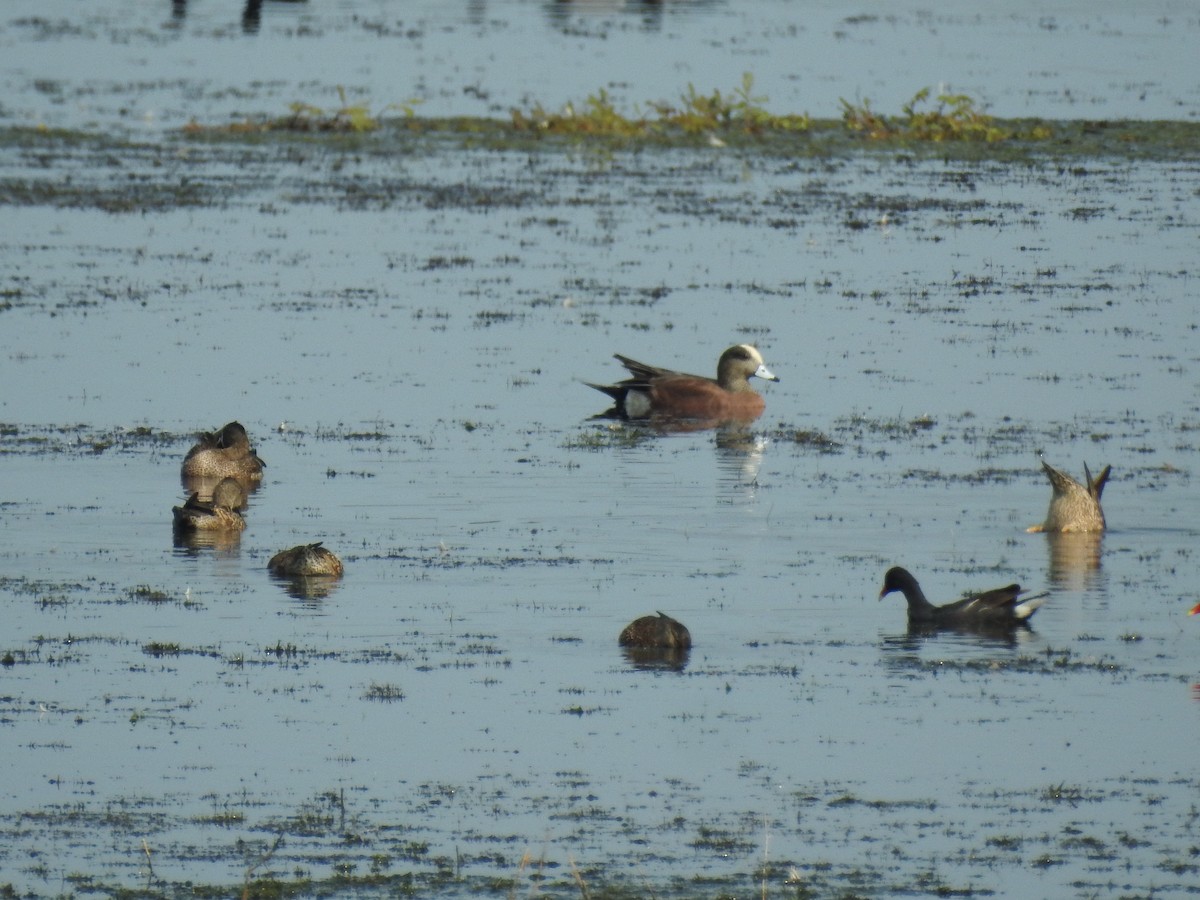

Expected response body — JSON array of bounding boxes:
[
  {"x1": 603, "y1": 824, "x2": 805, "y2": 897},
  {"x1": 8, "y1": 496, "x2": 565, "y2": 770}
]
[
  {"x1": 841, "y1": 87, "x2": 1035, "y2": 142},
  {"x1": 511, "y1": 73, "x2": 810, "y2": 138}
]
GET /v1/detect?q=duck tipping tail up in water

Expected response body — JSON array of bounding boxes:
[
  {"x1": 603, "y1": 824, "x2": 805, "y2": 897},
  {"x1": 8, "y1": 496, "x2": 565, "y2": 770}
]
[{"x1": 1027, "y1": 460, "x2": 1110, "y2": 533}]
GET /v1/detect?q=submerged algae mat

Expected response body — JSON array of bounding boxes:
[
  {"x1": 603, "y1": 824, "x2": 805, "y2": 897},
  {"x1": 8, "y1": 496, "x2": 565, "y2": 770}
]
[{"x1": 2, "y1": 122, "x2": 1200, "y2": 899}]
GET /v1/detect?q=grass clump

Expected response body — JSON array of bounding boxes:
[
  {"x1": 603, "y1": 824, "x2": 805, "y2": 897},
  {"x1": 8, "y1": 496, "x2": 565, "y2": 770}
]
[
  {"x1": 142, "y1": 641, "x2": 182, "y2": 657},
  {"x1": 563, "y1": 425, "x2": 657, "y2": 450},
  {"x1": 511, "y1": 73, "x2": 810, "y2": 138},
  {"x1": 128, "y1": 584, "x2": 171, "y2": 603},
  {"x1": 184, "y1": 86, "x2": 420, "y2": 136},
  {"x1": 363, "y1": 682, "x2": 405, "y2": 702},
  {"x1": 842, "y1": 87, "x2": 1048, "y2": 142},
  {"x1": 649, "y1": 73, "x2": 811, "y2": 134},
  {"x1": 513, "y1": 87, "x2": 636, "y2": 137}
]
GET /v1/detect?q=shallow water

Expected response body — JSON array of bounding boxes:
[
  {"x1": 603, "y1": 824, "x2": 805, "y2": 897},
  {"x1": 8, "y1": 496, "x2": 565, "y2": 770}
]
[
  {"x1": 3, "y1": 2, "x2": 1200, "y2": 898},
  {"x1": 3, "y1": 0, "x2": 1199, "y2": 132}
]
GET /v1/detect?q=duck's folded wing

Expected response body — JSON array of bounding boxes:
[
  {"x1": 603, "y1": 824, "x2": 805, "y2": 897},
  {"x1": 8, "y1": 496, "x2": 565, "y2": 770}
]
[
  {"x1": 951, "y1": 584, "x2": 1024, "y2": 616},
  {"x1": 613, "y1": 354, "x2": 685, "y2": 381}
]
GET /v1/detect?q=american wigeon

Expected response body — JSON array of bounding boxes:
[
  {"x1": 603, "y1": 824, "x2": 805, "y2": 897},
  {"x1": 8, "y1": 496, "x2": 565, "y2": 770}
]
[
  {"x1": 586, "y1": 343, "x2": 778, "y2": 422},
  {"x1": 619, "y1": 612, "x2": 692, "y2": 649},
  {"x1": 1026, "y1": 460, "x2": 1110, "y2": 533},
  {"x1": 172, "y1": 477, "x2": 247, "y2": 532},
  {"x1": 268, "y1": 542, "x2": 344, "y2": 578},
  {"x1": 878, "y1": 566, "x2": 1047, "y2": 625},
  {"x1": 181, "y1": 421, "x2": 266, "y2": 481}
]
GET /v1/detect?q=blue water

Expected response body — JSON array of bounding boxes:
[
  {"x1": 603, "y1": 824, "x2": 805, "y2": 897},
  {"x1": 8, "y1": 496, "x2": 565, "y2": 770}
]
[
  {"x1": 1, "y1": 0, "x2": 1197, "y2": 134},
  {"x1": 1, "y1": 2, "x2": 1199, "y2": 897}
]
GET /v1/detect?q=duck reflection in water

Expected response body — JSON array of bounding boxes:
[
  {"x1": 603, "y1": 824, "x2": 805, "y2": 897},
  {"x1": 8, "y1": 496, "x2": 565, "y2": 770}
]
[
  {"x1": 1043, "y1": 530, "x2": 1105, "y2": 591},
  {"x1": 172, "y1": 527, "x2": 243, "y2": 555},
  {"x1": 242, "y1": 0, "x2": 307, "y2": 33},
  {"x1": 895, "y1": 617, "x2": 1040, "y2": 647},
  {"x1": 714, "y1": 425, "x2": 769, "y2": 489},
  {"x1": 544, "y1": 0, "x2": 684, "y2": 32},
  {"x1": 270, "y1": 574, "x2": 342, "y2": 603},
  {"x1": 168, "y1": 0, "x2": 308, "y2": 35}
]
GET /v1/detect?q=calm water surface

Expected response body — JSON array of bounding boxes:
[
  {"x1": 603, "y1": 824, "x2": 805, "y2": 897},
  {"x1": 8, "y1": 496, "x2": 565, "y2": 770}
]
[
  {"x1": 2, "y1": 0, "x2": 1199, "y2": 130},
  {"x1": 1, "y1": 2, "x2": 1199, "y2": 897}
]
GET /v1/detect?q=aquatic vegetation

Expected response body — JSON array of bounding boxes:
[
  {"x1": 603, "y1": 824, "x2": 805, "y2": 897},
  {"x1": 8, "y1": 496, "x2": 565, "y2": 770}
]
[
  {"x1": 778, "y1": 428, "x2": 843, "y2": 453},
  {"x1": 183, "y1": 79, "x2": 1047, "y2": 145},
  {"x1": 563, "y1": 424, "x2": 658, "y2": 450},
  {"x1": 841, "y1": 88, "x2": 1052, "y2": 143},
  {"x1": 511, "y1": 74, "x2": 810, "y2": 138},
  {"x1": 0, "y1": 423, "x2": 178, "y2": 455},
  {"x1": 649, "y1": 73, "x2": 812, "y2": 135},
  {"x1": 833, "y1": 412, "x2": 938, "y2": 441},
  {"x1": 142, "y1": 641, "x2": 181, "y2": 657},
  {"x1": 691, "y1": 823, "x2": 757, "y2": 855},
  {"x1": 183, "y1": 86, "x2": 420, "y2": 135},
  {"x1": 363, "y1": 682, "x2": 406, "y2": 702},
  {"x1": 1040, "y1": 782, "x2": 1098, "y2": 805},
  {"x1": 514, "y1": 87, "x2": 632, "y2": 136}
]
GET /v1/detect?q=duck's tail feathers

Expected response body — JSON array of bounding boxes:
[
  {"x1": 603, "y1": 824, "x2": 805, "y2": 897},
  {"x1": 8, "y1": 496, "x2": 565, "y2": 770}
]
[
  {"x1": 583, "y1": 381, "x2": 625, "y2": 402},
  {"x1": 1014, "y1": 592, "x2": 1049, "y2": 620},
  {"x1": 1085, "y1": 462, "x2": 1112, "y2": 499}
]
